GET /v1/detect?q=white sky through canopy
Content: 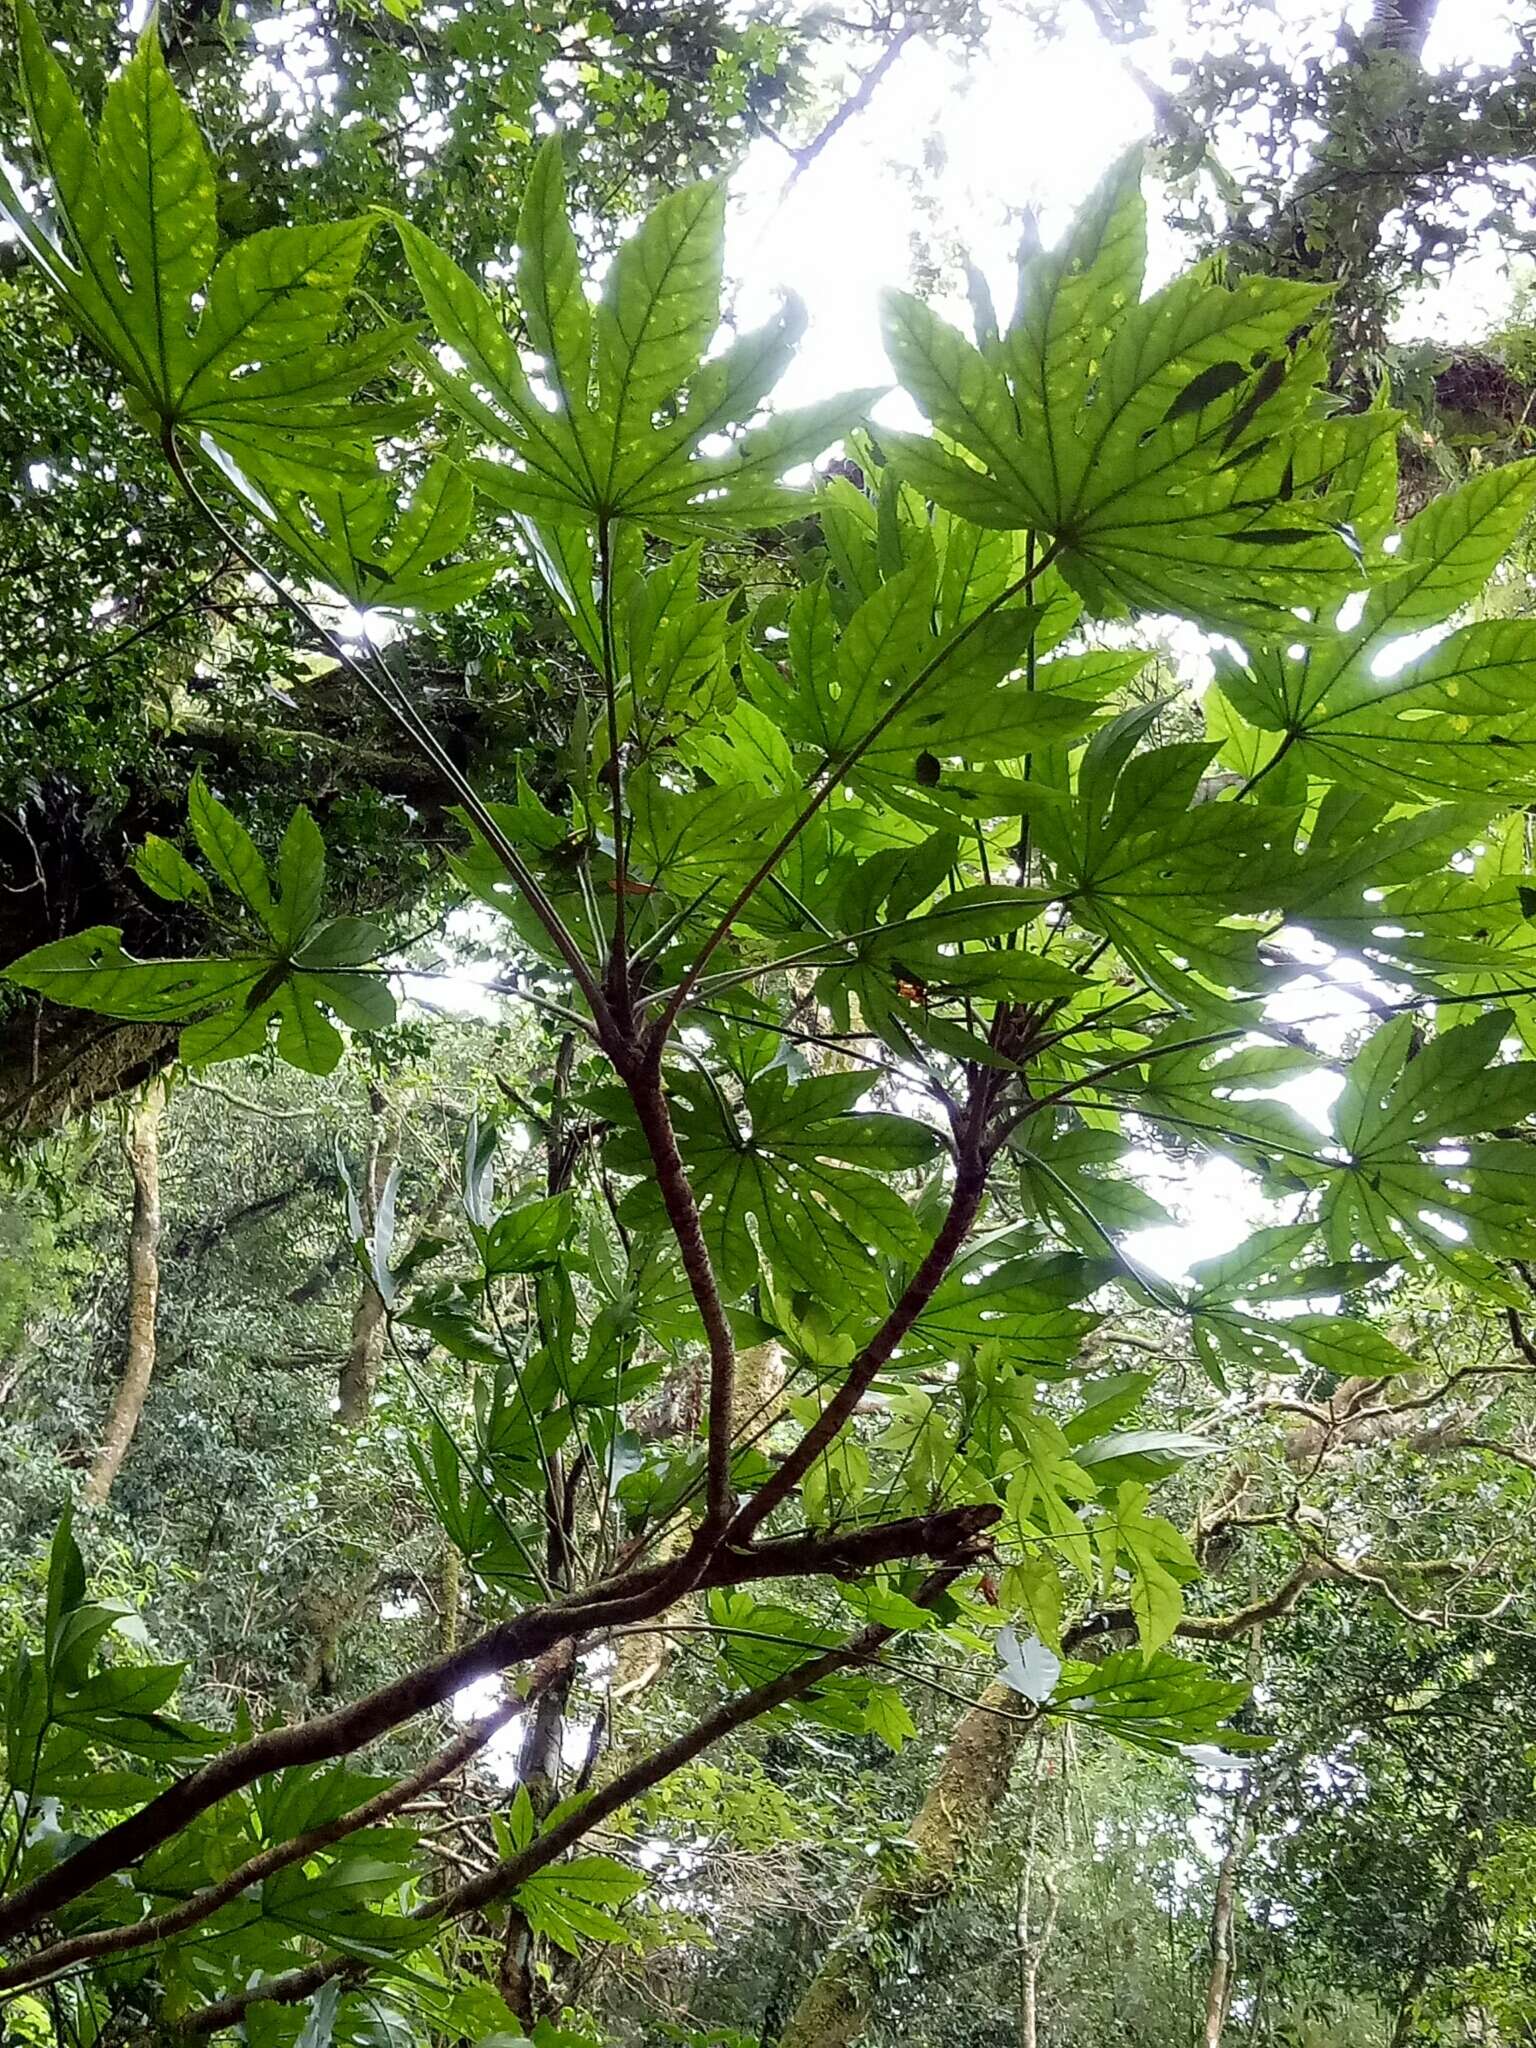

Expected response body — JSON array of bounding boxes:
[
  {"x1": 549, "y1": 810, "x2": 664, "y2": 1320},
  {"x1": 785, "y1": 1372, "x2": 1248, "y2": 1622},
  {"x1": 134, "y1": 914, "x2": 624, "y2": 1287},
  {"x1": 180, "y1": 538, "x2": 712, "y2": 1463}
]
[{"x1": 728, "y1": 0, "x2": 1531, "y2": 413}]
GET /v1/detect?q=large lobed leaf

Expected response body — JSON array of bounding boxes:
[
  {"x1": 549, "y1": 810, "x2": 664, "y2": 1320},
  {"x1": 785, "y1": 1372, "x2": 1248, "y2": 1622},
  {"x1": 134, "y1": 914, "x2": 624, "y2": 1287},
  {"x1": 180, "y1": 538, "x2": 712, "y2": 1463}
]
[
  {"x1": 4, "y1": 779, "x2": 392, "y2": 1075},
  {"x1": 1, "y1": 6, "x2": 408, "y2": 482},
  {"x1": 878, "y1": 151, "x2": 1392, "y2": 636},
  {"x1": 395, "y1": 138, "x2": 875, "y2": 532}
]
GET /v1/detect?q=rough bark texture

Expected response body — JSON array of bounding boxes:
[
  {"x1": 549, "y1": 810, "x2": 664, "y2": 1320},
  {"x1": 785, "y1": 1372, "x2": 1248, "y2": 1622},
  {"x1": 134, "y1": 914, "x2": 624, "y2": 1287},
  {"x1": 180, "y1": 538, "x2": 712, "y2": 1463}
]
[
  {"x1": 81, "y1": 1077, "x2": 167, "y2": 1507},
  {"x1": 437, "y1": 1543, "x2": 461, "y2": 1657},
  {"x1": 1, "y1": 1011, "x2": 178, "y2": 1143},
  {"x1": 1200, "y1": 1808, "x2": 1254, "y2": 2048},
  {"x1": 777, "y1": 1679, "x2": 1027, "y2": 2048}
]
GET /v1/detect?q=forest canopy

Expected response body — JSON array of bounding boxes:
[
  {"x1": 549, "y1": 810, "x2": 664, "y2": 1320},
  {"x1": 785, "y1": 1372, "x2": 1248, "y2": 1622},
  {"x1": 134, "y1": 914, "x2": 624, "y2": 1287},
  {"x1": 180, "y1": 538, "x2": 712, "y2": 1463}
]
[{"x1": 3, "y1": 2, "x2": 1536, "y2": 2045}]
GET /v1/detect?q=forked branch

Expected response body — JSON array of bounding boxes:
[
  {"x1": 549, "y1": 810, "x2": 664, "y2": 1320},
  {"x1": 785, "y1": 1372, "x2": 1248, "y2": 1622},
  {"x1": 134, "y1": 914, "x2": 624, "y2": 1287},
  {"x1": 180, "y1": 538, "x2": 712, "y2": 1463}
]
[
  {"x1": 171, "y1": 1563, "x2": 971, "y2": 2037},
  {"x1": 0, "y1": 1508, "x2": 995, "y2": 1944}
]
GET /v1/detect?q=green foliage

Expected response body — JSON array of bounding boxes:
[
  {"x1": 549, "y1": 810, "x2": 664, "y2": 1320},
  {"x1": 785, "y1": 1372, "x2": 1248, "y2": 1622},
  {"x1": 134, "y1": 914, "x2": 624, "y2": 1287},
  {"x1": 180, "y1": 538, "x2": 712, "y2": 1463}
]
[
  {"x1": 2, "y1": 15, "x2": 1536, "y2": 2046},
  {"x1": 0, "y1": 8, "x2": 406, "y2": 479},
  {"x1": 396, "y1": 139, "x2": 872, "y2": 531},
  {"x1": 880, "y1": 151, "x2": 1386, "y2": 634},
  {"x1": 6, "y1": 776, "x2": 394, "y2": 1074}
]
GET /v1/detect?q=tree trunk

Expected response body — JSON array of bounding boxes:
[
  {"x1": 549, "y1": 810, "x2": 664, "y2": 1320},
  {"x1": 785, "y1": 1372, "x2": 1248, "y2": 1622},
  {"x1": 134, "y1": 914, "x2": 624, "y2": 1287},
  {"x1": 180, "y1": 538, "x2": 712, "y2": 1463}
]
[
  {"x1": 1018, "y1": 1868, "x2": 1059, "y2": 2048},
  {"x1": 1388, "y1": 1828, "x2": 1481, "y2": 2048},
  {"x1": 336, "y1": 1089, "x2": 398, "y2": 1430},
  {"x1": 1200, "y1": 1806, "x2": 1254, "y2": 2048},
  {"x1": 777, "y1": 1680, "x2": 1027, "y2": 2048},
  {"x1": 1017, "y1": 1737, "x2": 1061, "y2": 2048},
  {"x1": 499, "y1": 1651, "x2": 576, "y2": 2023},
  {"x1": 82, "y1": 1077, "x2": 168, "y2": 1507}
]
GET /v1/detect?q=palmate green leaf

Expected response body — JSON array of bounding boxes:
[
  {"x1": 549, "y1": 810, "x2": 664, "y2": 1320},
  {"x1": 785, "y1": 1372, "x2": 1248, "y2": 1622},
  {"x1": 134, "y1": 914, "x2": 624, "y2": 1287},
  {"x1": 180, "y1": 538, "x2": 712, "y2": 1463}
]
[
  {"x1": 812, "y1": 887, "x2": 1077, "y2": 1048},
  {"x1": 1278, "y1": 791, "x2": 1506, "y2": 1000},
  {"x1": 626, "y1": 772, "x2": 796, "y2": 900},
  {"x1": 1074, "y1": 1428, "x2": 1219, "y2": 1488},
  {"x1": 396, "y1": 139, "x2": 873, "y2": 532},
  {"x1": 749, "y1": 558, "x2": 1105, "y2": 796},
  {"x1": 1184, "y1": 1222, "x2": 1398, "y2": 1387},
  {"x1": 1302, "y1": 815, "x2": 1536, "y2": 1007},
  {"x1": 513, "y1": 1855, "x2": 644, "y2": 1955},
  {"x1": 5, "y1": 926, "x2": 392, "y2": 1076},
  {"x1": 263, "y1": 1851, "x2": 427, "y2": 1960},
  {"x1": 1028, "y1": 710, "x2": 1298, "y2": 1009},
  {"x1": 1185, "y1": 1221, "x2": 1389, "y2": 1309},
  {"x1": 406, "y1": 1417, "x2": 544, "y2": 1594},
  {"x1": 1214, "y1": 461, "x2": 1536, "y2": 800},
  {"x1": 572, "y1": 541, "x2": 742, "y2": 755},
  {"x1": 189, "y1": 771, "x2": 277, "y2": 929},
  {"x1": 218, "y1": 452, "x2": 499, "y2": 614},
  {"x1": 1003, "y1": 1402, "x2": 1101, "y2": 1576},
  {"x1": 1053, "y1": 1648, "x2": 1262, "y2": 1757},
  {"x1": 4, "y1": 785, "x2": 392, "y2": 1076},
  {"x1": 601, "y1": 1066, "x2": 939, "y2": 1300},
  {"x1": 2, "y1": 7, "x2": 405, "y2": 480},
  {"x1": 133, "y1": 834, "x2": 212, "y2": 909},
  {"x1": 879, "y1": 152, "x2": 1381, "y2": 636},
  {"x1": 1307, "y1": 1010, "x2": 1536, "y2": 1300},
  {"x1": 818, "y1": 463, "x2": 1086, "y2": 647},
  {"x1": 477, "y1": 1195, "x2": 574, "y2": 1276},
  {"x1": 1300, "y1": 816, "x2": 1536, "y2": 1047},
  {"x1": 1094, "y1": 1481, "x2": 1197, "y2": 1652},
  {"x1": 1130, "y1": 1036, "x2": 1327, "y2": 1176},
  {"x1": 5, "y1": 928, "x2": 271, "y2": 1025},
  {"x1": 1014, "y1": 1125, "x2": 1173, "y2": 1251}
]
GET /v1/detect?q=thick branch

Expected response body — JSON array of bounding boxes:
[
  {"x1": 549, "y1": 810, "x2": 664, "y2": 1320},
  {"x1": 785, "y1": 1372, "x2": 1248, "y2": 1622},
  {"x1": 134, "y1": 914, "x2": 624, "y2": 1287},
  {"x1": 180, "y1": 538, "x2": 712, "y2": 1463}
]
[
  {"x1": 0, "y1": 1507, "x2": 995, "y2": 1942},
  {"x1": 174, "y1": 1565, "x2": 969, "y2": 2037},
  {"x1": 1064, "y1": 1559, "x2": 1323, "y2": 1655},
  {"x1": 0, "y1": 1679, "x2": 552, "y2": 1993}
]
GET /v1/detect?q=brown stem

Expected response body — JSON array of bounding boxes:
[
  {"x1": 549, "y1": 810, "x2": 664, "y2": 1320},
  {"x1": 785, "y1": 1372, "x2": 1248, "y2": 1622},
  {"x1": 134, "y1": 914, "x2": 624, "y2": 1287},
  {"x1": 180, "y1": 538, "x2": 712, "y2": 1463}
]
[
  {"x1": 620, "y1": 1050, "x2": 738, "y2": 1534},
  {"x1": 782, "y1": 19, "x2": 921, "y2": 193},
  {"x1": 0, "y1": 1507, "x2": 994, "y2": 1943},
  {"x1": 727, "y1": 1145, "x2": 991, "y2": 1546},
  {"x1": 82, "y1": 1077, "x2": 167, "y2": 1508},
  {"x1": 337, "y1": 1089, "x2": 398, "y2": 1430}
]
